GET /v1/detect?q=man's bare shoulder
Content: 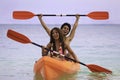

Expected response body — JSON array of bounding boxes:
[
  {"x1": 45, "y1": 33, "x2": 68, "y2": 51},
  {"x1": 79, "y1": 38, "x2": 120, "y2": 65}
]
[
  {"x1": 65, "y1": 37, "x2": 71, "y2": 46},
  {"x1": 65, "y1": 36, "x2": 72, "y2": 42}
]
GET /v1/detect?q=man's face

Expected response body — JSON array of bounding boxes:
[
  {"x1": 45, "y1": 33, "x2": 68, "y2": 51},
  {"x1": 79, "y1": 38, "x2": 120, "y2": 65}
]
[{"x1": 61, "y1": 25, "x2": 70, "y2": 36}]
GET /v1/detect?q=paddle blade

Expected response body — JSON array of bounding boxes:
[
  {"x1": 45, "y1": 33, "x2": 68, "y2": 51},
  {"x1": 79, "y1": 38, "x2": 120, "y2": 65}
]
[
  {"x1": 7, "y1": 29, "x2": 31, "y2": 44},
  {"x1": 88, "y1": 11, "x2": 109, "y2": 20},
  {"x1": 13, "y1": 11, "x2": 35, "y2": 19},
  {"x1": 87, "y1": 64, "x2": 112, "y2": 74}
]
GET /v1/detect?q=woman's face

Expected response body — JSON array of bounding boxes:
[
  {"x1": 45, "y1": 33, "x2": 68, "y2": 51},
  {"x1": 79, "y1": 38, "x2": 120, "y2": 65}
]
[
  {"x1": 61, "y1": 25, "x2": 70, "y2": 36},
  {"x1": 52, "y1": 29, "x2": 59, "y2": 40}
]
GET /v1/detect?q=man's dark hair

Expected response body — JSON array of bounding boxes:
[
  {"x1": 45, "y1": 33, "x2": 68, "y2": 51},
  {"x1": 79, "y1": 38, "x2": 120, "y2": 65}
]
[{"x1": 61, "y1": 23, "x2": 71, "y2": 32}]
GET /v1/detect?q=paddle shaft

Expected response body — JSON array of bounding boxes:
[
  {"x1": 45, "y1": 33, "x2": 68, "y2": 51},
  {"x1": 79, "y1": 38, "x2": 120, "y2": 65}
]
[
  {"x1": 35, "y1": 14, "x2": 86, "y2": 16},
  {"x1": 64, "y1": 56, "x2": 87, "y2": 66},
  {"x1": 32, "y1": 42, "x2": 51, "y2": 52}
]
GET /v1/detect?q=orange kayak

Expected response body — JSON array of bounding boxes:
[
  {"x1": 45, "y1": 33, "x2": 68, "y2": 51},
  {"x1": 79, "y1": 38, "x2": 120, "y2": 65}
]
[{"x1": 34, "y1": 56, "x2": 80, "y2": 80}]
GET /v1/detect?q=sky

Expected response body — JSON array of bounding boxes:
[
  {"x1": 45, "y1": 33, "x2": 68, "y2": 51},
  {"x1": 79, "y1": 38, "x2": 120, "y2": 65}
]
[{"x1": 1, "y1": 0, "x2": 120, "y2": 24}]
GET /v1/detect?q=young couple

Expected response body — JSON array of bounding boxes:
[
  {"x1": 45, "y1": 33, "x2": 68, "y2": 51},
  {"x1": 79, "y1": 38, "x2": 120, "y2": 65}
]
[{"x1": 38, "y1": 14, "x2": 80, "y2": 61}]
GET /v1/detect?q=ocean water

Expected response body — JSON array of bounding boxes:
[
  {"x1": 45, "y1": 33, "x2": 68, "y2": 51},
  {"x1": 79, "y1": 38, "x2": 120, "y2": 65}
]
[{"x1": 0, "y1": 24, "x2": 120, "y2": 80}]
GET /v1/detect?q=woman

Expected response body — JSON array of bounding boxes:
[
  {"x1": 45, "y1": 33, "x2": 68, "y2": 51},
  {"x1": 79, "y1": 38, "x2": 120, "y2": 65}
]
[
  {"x1": 42, "y1": 27, "x2": 78, "y2": 61},
  {"x1": 38, "y1": 14, "x2": 80, "y2": 45}
]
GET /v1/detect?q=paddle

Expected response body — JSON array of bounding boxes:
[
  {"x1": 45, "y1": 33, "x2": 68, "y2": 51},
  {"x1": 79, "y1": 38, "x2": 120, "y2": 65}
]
[
  {"x1": 13, "y1": 11, "x2": 109, "y2": 20},
  {"x1": 7, "y1": 29, "x2": 112, "y2": 74}
]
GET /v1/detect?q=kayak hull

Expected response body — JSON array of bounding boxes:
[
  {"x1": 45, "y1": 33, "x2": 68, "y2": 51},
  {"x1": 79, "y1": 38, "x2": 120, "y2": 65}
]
[{"x1": 34, "y1": 56, "x2": 80, "y2": 80}]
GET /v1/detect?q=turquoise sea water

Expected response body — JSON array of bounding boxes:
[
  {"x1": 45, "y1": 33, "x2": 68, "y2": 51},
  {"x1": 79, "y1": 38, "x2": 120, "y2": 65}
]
[{"x1": 0, "y1": 24, "x2": 120, "y2": 80}]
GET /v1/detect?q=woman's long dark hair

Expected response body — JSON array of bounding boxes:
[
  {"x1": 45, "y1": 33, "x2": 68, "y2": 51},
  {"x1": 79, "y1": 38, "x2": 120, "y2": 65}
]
[{"x1": 50, "y1": 27, "x2": 65, "y2": 54}]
